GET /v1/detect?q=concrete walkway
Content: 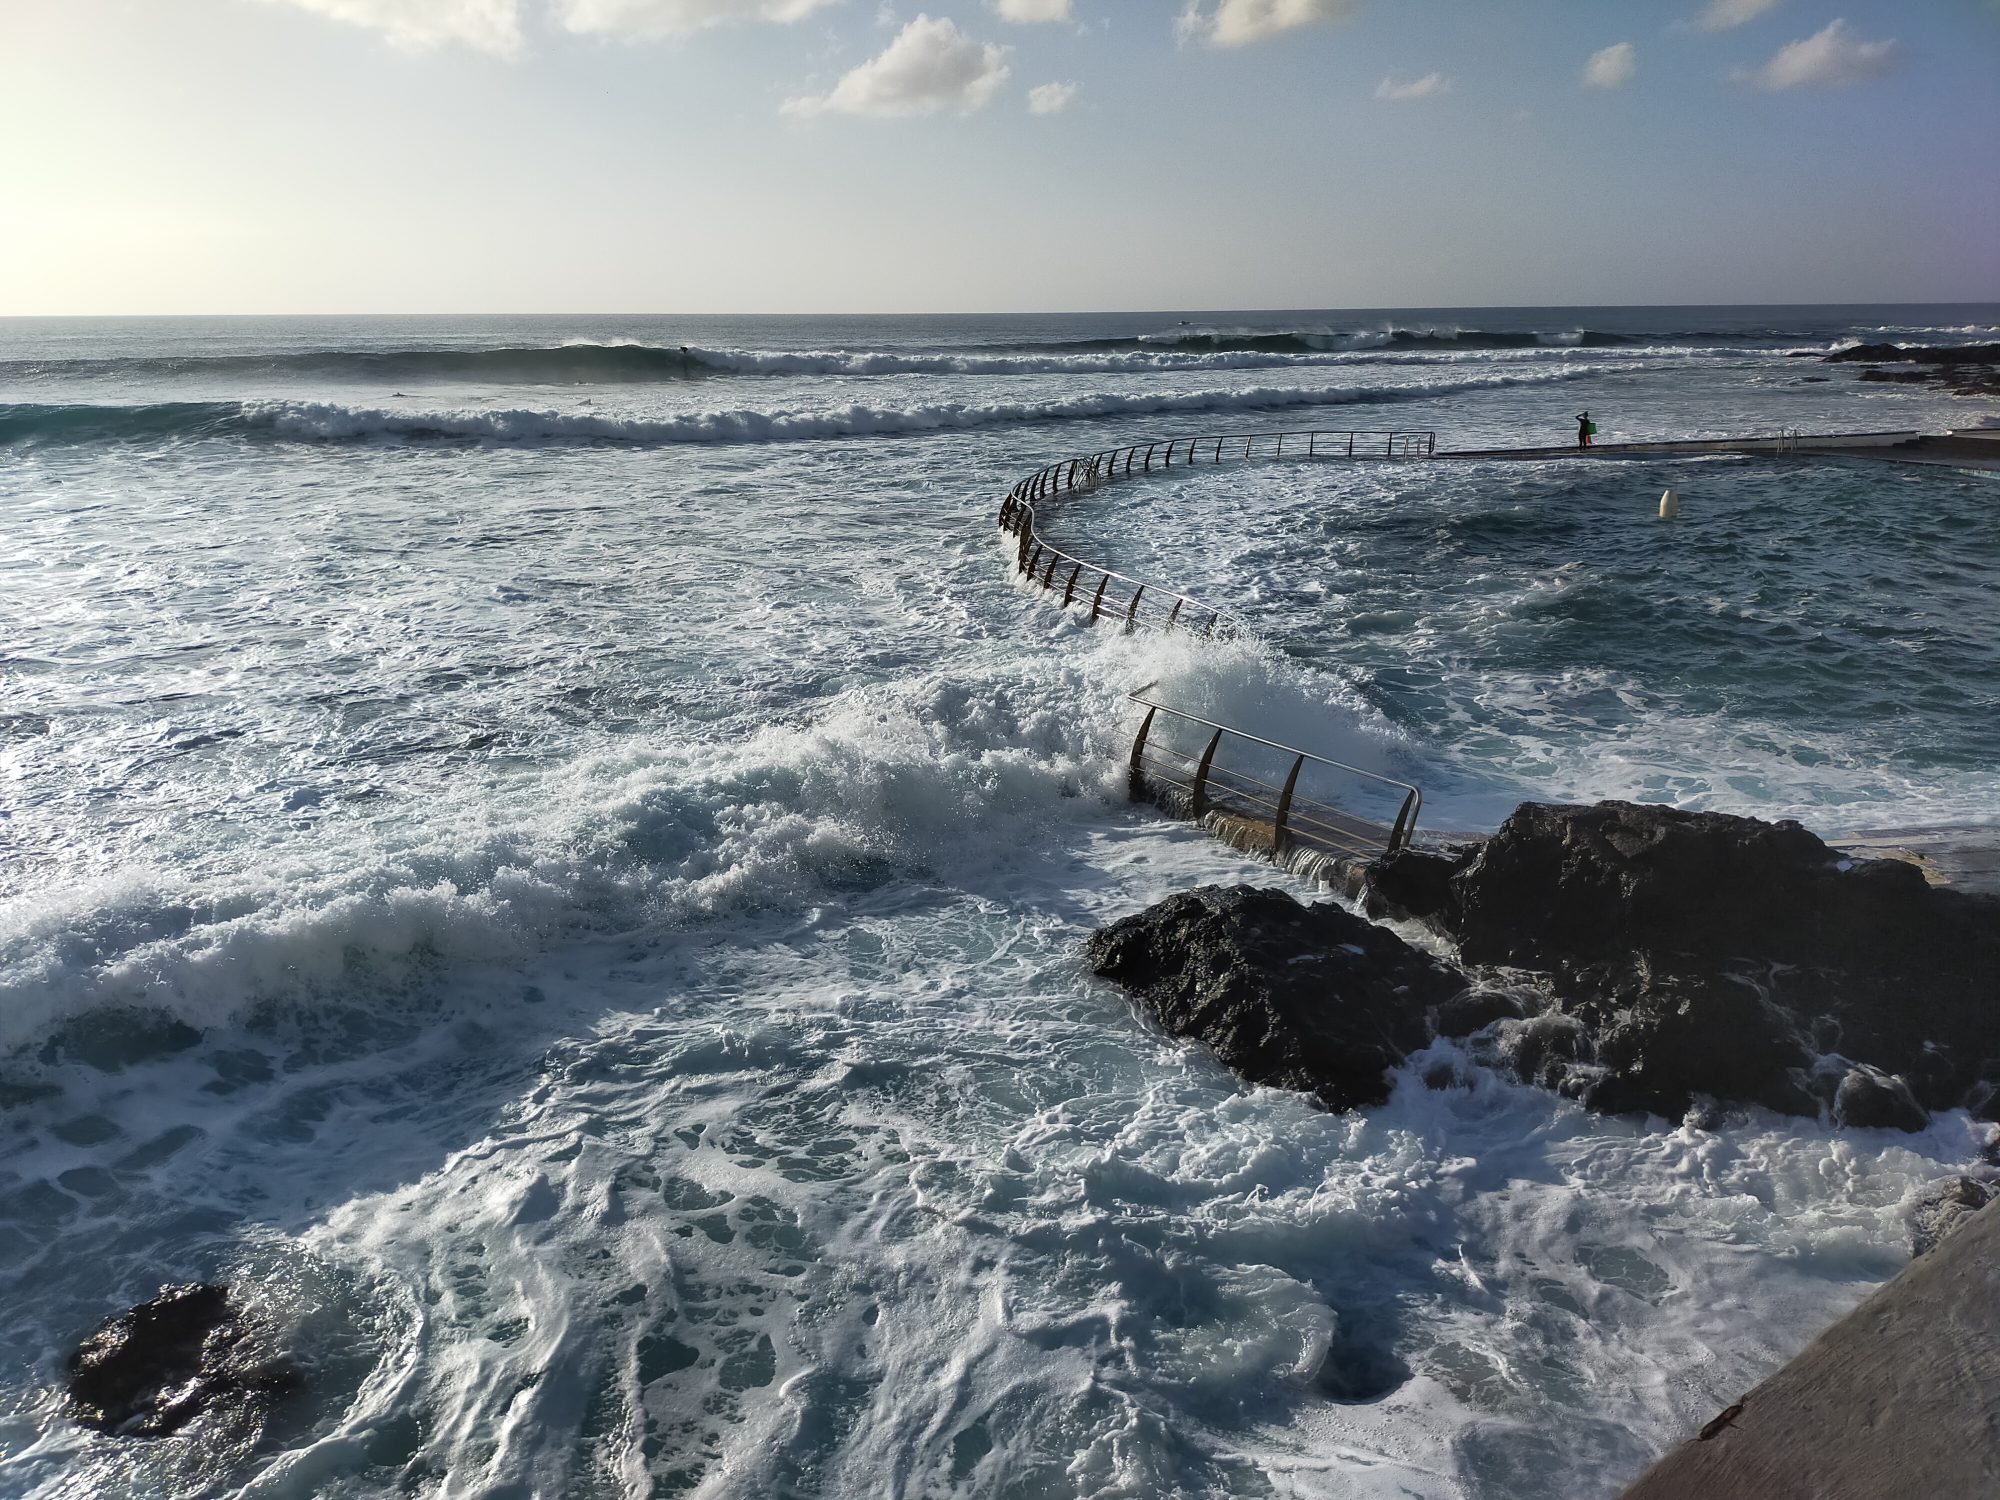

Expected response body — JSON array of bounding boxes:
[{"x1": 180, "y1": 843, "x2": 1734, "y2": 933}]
[
  {"x1": 1438, "y1": 430, "x2": 1919, "y2": 461},
  {"x1": 1616, "y1": 1201, "x2": 2000, "y2": 1500},
  {"x1": 1438, "y1": 428, "x2": 2000, "y2": 471}
]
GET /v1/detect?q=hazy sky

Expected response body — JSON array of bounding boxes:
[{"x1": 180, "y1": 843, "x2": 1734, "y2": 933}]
[{"x1": 4, "y1": 0, "x2": 1996, "y2": 313}]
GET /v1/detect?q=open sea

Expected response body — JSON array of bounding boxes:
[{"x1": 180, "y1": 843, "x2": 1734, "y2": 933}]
[{"x1": 3, "y1": 305, "x2": 1998, "y2": 1498}]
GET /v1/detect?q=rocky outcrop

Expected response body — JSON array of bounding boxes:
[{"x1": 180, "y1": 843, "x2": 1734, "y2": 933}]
[
  {"x1": 66, "y1": 1283, "x2": 299, "y2": 1438},
  {"x1": 1824, "y1": 342, "x2": 2000, "y2": 366},
  {"x1": 1823, "y1": 341, "x2": 2000, "y2": 397},
  {"x1": 1429, "y1": 802, "x2": 2000, "y2": 1123},
  {"x1": 1083, "y1": 885, "x2": 1464, "y2": 1112},
  {"x1": 1092, "y1": 801, "x2": 2000, "y2": 1128}
]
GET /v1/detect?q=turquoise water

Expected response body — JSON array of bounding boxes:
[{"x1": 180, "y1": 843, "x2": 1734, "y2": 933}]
[{"x1": 1, "y1": 307, "x2": 1996, "y2": 1499}]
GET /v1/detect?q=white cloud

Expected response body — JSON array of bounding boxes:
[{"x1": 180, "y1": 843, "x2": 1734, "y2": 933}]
[
  {"x1": 1374, "y1": 71, "x2": 1449, "y2": 101},
  {"x1": 1747, "y1": 18, "x2": 1898, "y2": 88},
  {"x1": 254, "y1": 0, "x2": 526, "y2": 55},
  {"x1": 992, "y1": 0, "x2": 1072, "y2": 21},
  {"x1": 256, "y1": 0, "x2": 837, "y2": 51},
  {"x1": 1027, "y1": 79, "x2": 1077, "y2": 113},
  {"x1": 1582, "y1": 41, "x2": 1635, "y2": 89},
  {"x1": 551, "y1": 0, "x2": 838, "y2": 39},
  {"x1": 1174, "y1": 0, "x2": 1359, "y2": 49},
  {"x1": 1691, "y1": 0, "x2": 1781, "y2": 30},
  {"x1": 784, "y1": 15, "x2": 1011, "y2": 117}
]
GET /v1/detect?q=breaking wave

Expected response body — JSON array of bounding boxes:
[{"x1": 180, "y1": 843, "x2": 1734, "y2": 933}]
[
  {"x1": 0, "y1": 343, "x2": 713, "y2": 386},
  {"x1": 2, "y1": 336, "x2": 1647, "y2": 387},
  {"x1": 0, "y1": 367, "x2": 1601, "y2": 449},
  {"x1": 0, "y1": 634, "x2": 1316, "y2": 1054},
  {"x1": 997, "y1": 327, "x2": 1645, "y2": 355}
]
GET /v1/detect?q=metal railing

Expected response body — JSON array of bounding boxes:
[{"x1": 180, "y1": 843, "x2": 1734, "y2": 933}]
[
  {"x1": 1006, "y1": 427, "x2": 1437, "y2": 508},
  {"x1": 1126, "y1": 692, "x2": 1423, "y2": 865},
  {"x1": 996, "y1": 428, "x2": 1434, "y2": 636},
  {"x1": 999, "y1": 503, "x2": 1235, "y2": 637}
]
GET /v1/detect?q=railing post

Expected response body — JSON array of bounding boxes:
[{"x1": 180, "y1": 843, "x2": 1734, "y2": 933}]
[
  {"x1": 1025, "y1": 541, "x2": 1042, "y2": 575},
  {"x1": 1090, "y1": 574, "x2": 1110, "y2": 620},
  {"x1": 1204, "y1": 610, "x2": 1219, "y2": 637},
  {"x1": 1061, "y1": 562, "x2": 1082, "y2": 607},
  {"x1": 1042, "y1": 552, "x2": 1058, "y2": 587},
  {"x1": 1125, "y1": 583, "x2": 1145, "y2": 628},
  {"x1": 1244, "y1": 436, "x2": 1252, "y2": 459},
  {"x1": 1190, "y1": 728, "x2": 1224, "y2": 817},
  {"x1": 1386, "y1": 789, "x2": 1418, "y2": 854},
  {"x1": 1164, "y1": 441, "x2": 1175, "y2": 467},
  {"x1": 1276, "y1": 433, "x2": 1283, "y2": 458},
  {"x1": 1144, "y1": 444, "x2": 1155, "y2": 471},
  {"x1": 1308, "y1": 432, "x2": 1317, "y2": 456},
  {"x1": 1128, "y1": 706, "x2": 1158, "y2": 801},
  {"x1": 1347, "y1": 434, "x2": 1354, "y2": 457},
  {"x1": 1017, "y1": 528, "x2": 1031, "y2": 572},
  {"x1": 1165, "y1": 596, "x2": 1183, "y2": 628},
  {"x1": 1273, "y1": 754, "x2": 1304, "y2": 854},
  {"x1": 1214, "y1": 437, "x2": 1223, "y2": 461}
]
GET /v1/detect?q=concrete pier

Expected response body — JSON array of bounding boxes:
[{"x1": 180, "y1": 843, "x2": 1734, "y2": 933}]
[{"x1": 1615, "y1": 1201, "x2": 2000, "y2": 1500}]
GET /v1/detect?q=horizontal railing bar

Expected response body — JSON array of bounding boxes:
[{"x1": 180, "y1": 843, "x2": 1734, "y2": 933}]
[
  {"x1": 1127, "y1": 694, "x2": 1420, "y2": 803},
  {"x1": 1140, "y1": 760, "x2": 1396, "y2": 833}
]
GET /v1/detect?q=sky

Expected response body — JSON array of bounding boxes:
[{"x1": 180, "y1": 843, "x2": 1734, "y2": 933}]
[{"x1": 2, "y1": 0, "x2": 1996, "y2": 314}]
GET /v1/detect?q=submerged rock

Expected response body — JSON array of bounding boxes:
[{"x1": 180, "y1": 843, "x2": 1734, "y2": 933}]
[
  {"x1": 1083, "y1": 885, "x2": 1464, "y2": 1112},
  {"x1": 66, "y1": 1283, "x2": 299, "y2": 1438}
]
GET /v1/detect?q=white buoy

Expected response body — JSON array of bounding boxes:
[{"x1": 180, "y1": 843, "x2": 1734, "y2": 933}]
[{"x1": 1659, "y1": 488, "x2": 1679, "y2": 520}]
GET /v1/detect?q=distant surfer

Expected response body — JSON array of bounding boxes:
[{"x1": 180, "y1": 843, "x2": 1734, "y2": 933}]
[{"x1": 1576, "y1": 411, "x2": 1595, "y2": 448}]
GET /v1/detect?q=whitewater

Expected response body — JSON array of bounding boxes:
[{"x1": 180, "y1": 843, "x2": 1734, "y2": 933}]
[{"x1": 2, "y1": 306, "x2": 1997, "y2": 1499}]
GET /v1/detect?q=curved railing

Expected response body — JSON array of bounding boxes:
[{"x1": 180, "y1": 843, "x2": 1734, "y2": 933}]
[
  {"x1": 993, "y1": 427, "x2": 1438, "y2": 866},
  {"x1": 1127, "y1": 693, "x2": 1423, "y2": 862},
  {"x1": 996, "y1": 428, "x2": 1434, "y2": 637}
]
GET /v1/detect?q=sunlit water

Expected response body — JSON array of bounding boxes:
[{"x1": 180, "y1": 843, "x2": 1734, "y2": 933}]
[{"x1": 2, "y1": 307, "x2": 1997, "y2": 1499}]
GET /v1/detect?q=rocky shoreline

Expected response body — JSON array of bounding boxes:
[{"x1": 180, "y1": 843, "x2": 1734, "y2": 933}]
[
  {"x1": 1810, "y1": 340, "x2": 2000, "y2": 398},
  {"x1": 1087, "y1": 801, "x2": 2000, "y2": 1130}
]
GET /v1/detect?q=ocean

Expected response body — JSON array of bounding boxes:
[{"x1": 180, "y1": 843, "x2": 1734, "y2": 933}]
[{"x1": 2, "y1": 305, "x2": 1997, "y2": 1498}]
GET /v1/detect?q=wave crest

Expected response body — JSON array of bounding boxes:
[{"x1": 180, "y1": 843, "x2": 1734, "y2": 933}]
[{"x1": 1, "y1": 368, "x2": 1600, "y2": 450}]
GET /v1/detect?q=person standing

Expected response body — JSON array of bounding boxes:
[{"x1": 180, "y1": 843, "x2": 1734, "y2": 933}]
[{"x1": 1576, "y1": 411, "x2": 1594, "y2": 448}]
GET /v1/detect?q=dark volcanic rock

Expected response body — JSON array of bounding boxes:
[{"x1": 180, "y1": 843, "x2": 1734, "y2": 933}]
[
  {"x1": 1569, "y1": 969, "x2": 1816, "y2": 1119},
  {"x1": 1450, "y1": 800, "x2": 1838, "y2": 971},
  {"x1": 1431, "y1": 988, "x2": 1523, "y2": 1039},
  {"x1": 1825, "y1": 341, "x2": 2000, "y2": 365},
  {"x1": 1833, "y1": 1065, "x2": 1930, "y2": 1133},
  {"x1": 1091, "y1": 802, "x2": 1999, "y2": 1127},
  {"x1": 1823, "y1": 342, "x2": 2000, "y2": 396},
  {"x1": 1083, "y1": 885, "x2": 1465, "y2": 1112},
  {"x1": 1359, "y1": 849, "x2": 1461, "y2": 931},
  {"x1": 1443, "y1": 802, "x2": 2000, "y2": 1115},
  {"x1": 66, "y1": 1283, "x2": 299, "y2": 1438}
]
